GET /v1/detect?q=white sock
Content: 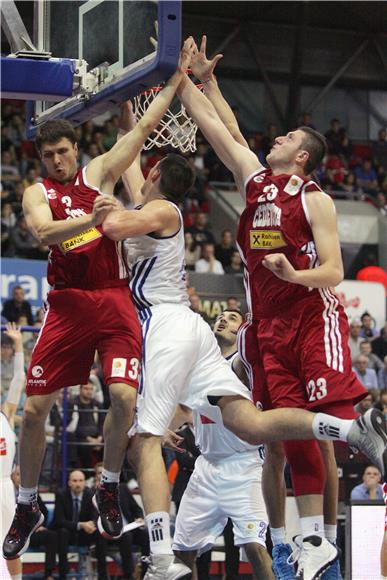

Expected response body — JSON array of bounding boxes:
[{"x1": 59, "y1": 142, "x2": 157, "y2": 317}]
[
  {"x1": 145, "y1": 511, "x2": 173, "y2": 555},
  {"x1": 324, "y1": 524, "x2": 337, "y2": 543},
  {"x1": 101, "y1": 469, "x2": 120, "y2": 484},
  {"x1": 300, "y1": 515, "x2": 325, "y2": 539},
  {"x1": 11, "y1": 575, "x2": 22, "y2": 580},
  {"x1": 270, "y1": 526, "x2": 287, "y2": 546},
  {"x1": 312, "y1": 413, "x2": 353, "y2": 442},
  {"x1": 18, "y1": 486, "x2": 38, "y2": 505}
]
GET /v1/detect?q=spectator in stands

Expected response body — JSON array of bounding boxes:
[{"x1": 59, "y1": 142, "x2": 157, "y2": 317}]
[
  {"x1": 360, "y1": 311, "x2": 379, "y2": 340},
  {"x1": 356, "y1": 254, "x2": 387, "y2": 295},
  {"x1": 184, "y1": 232, "x2": 201, "y2": 271},
  {"x1": 1, "y1": 149, "x2": 20, "y2": 189},
  {"x1": 352, "y1": 354, "x2": 379, "y2": 390},
  {"x1": 94, "y1": 464, "x2": 149, "y2": 580},
  {"x1": 372, "y1": 322, "x2": 387, "y2": 360},
  {"x1": 187, "y1": 212, "x2": 215, "y2": 246},
  {"x1": 378, "y1": 361, "x2": 387, "y2": 391},
  {"x1": 12, "y1": 465, "x2": 57, "y2": 580},
  {"x1": 372, "y1": 128, "x2": 387, "y2": 172},
  {"x1": 226, "y1": 297, "x2": 240, "y2": 311},
  {"x1": 7, "y1": 214, "x2": 46, "y2": 259},
  {"x1": 102, "y1": 119, "x2": 117, "y2": 151},
  {"x1": 34, "y1": 307, "x2": 45, "y2": 328},
  {"x1": 354, "y1": 392, "x2": 374, "y2": 416},
  {"x1": 341, "y1": 172, "x2": 361, "y2": 198},
  {"x1": 215, "y1": 229, "x2": 236, "y2": 268},
  {"x1": 69, "y1": 381, "x2": 105, "y2": 469},
  {"x1": 22, "y1": 166, "x2": 42, "y2": 189},
  {"x1": 325, "y1": 119, "x2": 344, "y2": 155},
  {"x1": 375, "y1": 191, "x2": 387, "y2": 216},
  {"x1": 354, "y1": 158, "x2": 379, "y2": 195},
  {"x1": 225, "y1": 250, "x2": 243, "y2": 274},
  {"x1": 350, "y1": 465, "x2": 383, "y2": 501},
  {"x1": 1, "y1": 201, "x2": 17, "y2": 229},
  {"x1": 53, "y1": 470, "x2": 107, "y2": 580},
  {"x1": 348, "y1": 319, "x2": 362, "y2": 360},
  {"x1": 2, "y1": 285, "x2": 34, "y2": 326},
  {"x1": 195, "y1": 243, "x2": 224, "y2": 275},
  {"x1": 359, "y1": 340, "x2": 384, "y2": 373},
  {"x1": 189, "y1": 293, "x2": 212, "y2": 325}
]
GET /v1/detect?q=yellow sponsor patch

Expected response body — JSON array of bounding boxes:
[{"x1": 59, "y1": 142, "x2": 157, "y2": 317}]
[
  {"x1": 60, "y1": 227, "x2": 102, "y2": 252},
  {"x1": 250, "y1": 230, "x2": 286, "y2": 250}
]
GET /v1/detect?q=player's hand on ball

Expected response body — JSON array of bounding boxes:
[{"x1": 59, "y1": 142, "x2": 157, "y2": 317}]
[
  {"x1": 262, "y1": 253, "x2": 297, "y2": 283},
  {"x1": 191, "y1": 35, "x2": 223, "y2": 82}
]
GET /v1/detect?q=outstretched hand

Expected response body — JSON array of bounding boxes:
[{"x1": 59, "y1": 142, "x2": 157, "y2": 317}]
[
  {"x1": 3, "y1": 322, "x2": 23, "y2": 347},
  {"x1": 178, "y1": 36, "x2": 196, "y2": 73},
  {"x1": 262, "y1": 253, "x2": 298, "y2": 283},
  {"x1": 92, "y1": 196, "x2": 121, "y2": 226},
  {"x1": 191, "y1": 35, "x2": 223, "y2": 82}
]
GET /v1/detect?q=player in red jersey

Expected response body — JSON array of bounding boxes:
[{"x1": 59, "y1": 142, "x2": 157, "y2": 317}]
[
  {"x1": 2, "y1": 38, "x2": 196, "y2": 561},
  {"x1": 177, "y1": 38, "x2": 375, "y2": 580}
]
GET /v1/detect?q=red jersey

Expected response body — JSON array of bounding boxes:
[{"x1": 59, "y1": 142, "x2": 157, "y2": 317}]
[
  {"x1": 237, "y1": 167, "x2": 326, "y2": 318},
  {"x1": 40, "y1": 167, "x2": 128, "y2": 289}
]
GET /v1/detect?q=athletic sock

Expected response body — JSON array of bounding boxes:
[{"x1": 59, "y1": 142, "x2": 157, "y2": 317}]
[
  {"x1": 11, "y1": 574, "x2": 22, "y2": 580},
  {"x1": 300, "y1": 515, "x2": 324, "y2": 539},
  {"x1": 312, "y1": 413, "x2": 353, "y2": 442},
  {"x1": 324, "y1": 524, "x2": 337, "y2": 543},
  {"x1": 270, "y1": 526, "x2": 287, "y2": 546},
  {"x1": 17, "y1": 486, "x2": 38, "y2": 505},
  {"x1": 101, "y1": 469, "x2": 120, "y2": 485},
  {"x1": 145, "y1": 511, "x2": 173, "y2": 555}
]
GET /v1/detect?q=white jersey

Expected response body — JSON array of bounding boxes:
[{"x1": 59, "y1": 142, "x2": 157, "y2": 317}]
[
  {"x1": 0, "y1": 412, "x2": 15, "y2": 479},
  {"x1": 125, "y1": 203, "x2": 189, "y2": 313},
  {"x1": 192, "y1": 351, "x2": 264, "y2": 463}
]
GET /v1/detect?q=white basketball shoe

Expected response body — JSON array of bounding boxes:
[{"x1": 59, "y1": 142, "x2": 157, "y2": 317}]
[
  {"x1": 143, "y1": 554, "x2": 192, "y2": 580},
  {"x1": 289, "y1": 535, "x2": 339, "y2": 580}
]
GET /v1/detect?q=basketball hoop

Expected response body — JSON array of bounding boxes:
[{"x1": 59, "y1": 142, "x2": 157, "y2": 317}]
[{"x1": 133, "y1": 75, "x2": 203, "y2": 154}]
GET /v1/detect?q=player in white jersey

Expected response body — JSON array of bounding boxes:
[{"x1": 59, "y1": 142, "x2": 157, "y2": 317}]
[
  {"x1": 1, "y1": 324, "x2": 26, "y2": 580},
  {"x1": 98, "y1": 103, "x2": 386, "y2": 580},
  {"x1": 172, "y1": 309, "x2": 274, "y2": 579}
]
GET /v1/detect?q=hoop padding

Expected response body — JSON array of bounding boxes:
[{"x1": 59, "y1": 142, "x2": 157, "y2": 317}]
[{"x1": 133, "y1": 85, "x2": 201, "y2": 153}]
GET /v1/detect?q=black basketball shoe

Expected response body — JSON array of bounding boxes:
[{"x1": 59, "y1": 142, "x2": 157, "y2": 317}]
[
  {"x1": 93, "y1": 481, "x2": 122, "y2": 539},
  {"x1": 3, "y1": 502, "x2": 44, "y2": 559}
]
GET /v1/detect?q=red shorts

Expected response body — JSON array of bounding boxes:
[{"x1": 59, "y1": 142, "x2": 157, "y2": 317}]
[
  {"x1": 237, "y1": 319, "x2": 272, "y2": 410},
  {"x1": 257, "y1": 292, "x2": 366, "y2": 416},
  {"x1": 26, "y1": 287, "x2": 142, "y2": 396}
]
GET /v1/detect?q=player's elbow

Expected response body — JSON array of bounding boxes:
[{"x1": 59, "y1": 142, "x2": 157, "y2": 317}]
[
  {"x1": 35, "y1": 224, "x2": 51, "y2": 246},
  {"x1": 331, "y1": 265, "x2": 344, "y2": 287}
]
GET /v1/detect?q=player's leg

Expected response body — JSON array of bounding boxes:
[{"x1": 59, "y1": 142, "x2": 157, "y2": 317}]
[
  {"x1": 381, "y1": 531, "x2": 387, "y2": 579},
  {"x1": 5, "y1": 557, "x2": 22, "y2": 580},
  {"x1": 95, "y1": 288, "x2": 142, "y2": 539},
  {"x1": 3, "y1": 392, "x2": 57, "y2": 560},
  {"x1": 244, "y1": 542, "x2": 274, "y2": 580},
  {"x1": 263, "y1": 442, "x2": 295, "y2": 579},
  {"x1": 215, "y1": 395, "x2": 386, "y2": 475},
  {"x1": 173, "y1": 551, "x2": 198, "y2": 579}
]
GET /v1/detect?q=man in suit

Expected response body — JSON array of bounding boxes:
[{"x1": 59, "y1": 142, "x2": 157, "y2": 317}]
[
  {"x1": 94, "y1": 464, "x2": 149, "y2": 579},
  {"x1": 52, "y1": 469, "x2": 106, "y2": 580}
]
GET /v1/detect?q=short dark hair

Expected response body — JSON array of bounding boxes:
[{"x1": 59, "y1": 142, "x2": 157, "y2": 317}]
[
  {"x1": 159, "y1": 154, "x2": 195, "y2": 203},
  {"x1": 36, "y1": 119, "x2": 77, "y2": 151},
  {"x1": 222, "y1": 308, "x2": 243, "y2": 319},
  {"x1": 298, "y1": 126, "x2": 327, "y2": 175}
]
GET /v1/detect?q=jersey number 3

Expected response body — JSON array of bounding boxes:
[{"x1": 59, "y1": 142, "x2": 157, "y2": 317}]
[{"x1": 307, "y1": 378, "x2": 327, "y2": 402}]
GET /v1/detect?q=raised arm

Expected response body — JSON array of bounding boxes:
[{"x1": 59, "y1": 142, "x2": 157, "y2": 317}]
[
  {"x1": 177, "y1": 74, "x2": 262, "y2": 188},
  {"x1": 23, "y1": 184, "x2": 118, "y2": 246},
  {"x1": 118, "y1": 101, "x2": 146, "y2": 207},
  {"x1": 2, "y1": 323, "x2": 25, "y2": 427},
  {"x1": 86, "y1": 38, "x2": 195, "y2": 195},
  {"x1": 263, "y1": 191, "x2": 344, "y2": 288},
  {"x1": 191, "y1": 35, "x2": 248, "y2": 148}
]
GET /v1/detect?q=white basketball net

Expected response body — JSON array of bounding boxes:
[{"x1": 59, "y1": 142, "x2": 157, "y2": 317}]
[{"x1": 133, "y1": 85, "x2": 201, "y2": 153}]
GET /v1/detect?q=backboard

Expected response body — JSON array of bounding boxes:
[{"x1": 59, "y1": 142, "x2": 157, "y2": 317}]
[{"x1": 25, "y1": 0, "x2": 181, "y2": 137}]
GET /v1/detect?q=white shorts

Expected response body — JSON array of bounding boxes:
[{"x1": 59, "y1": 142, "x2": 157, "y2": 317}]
[
  {"x1": 172, "y1": 451, "x2": 268, "y2": 555},
  {"x1": 0, "y1": 479, "x2": 15, "y2": 542},
  {"x1": 134, "y1": 304, "x2": 251, "y2": 436}
]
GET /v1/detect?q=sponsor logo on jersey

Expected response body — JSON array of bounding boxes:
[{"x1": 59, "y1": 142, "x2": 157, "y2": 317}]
[
  {"x1": 0, "y1": 437, "x2": 7, "y2": 455},
  {"x1": 252, "y1": 203, "x2": 281, "y2": 227},
  {"x1": 47, "y1": 188, "x2": 57, "y2": 199},
  {"x1": 32, "y1": 365, "x2": 44, "y2": 378},
  {"x1": 247, "y1": 523, "x2": 255, "y2": 530},
  {"x1": 253, "y1": 174, "x2": 265, "y2": 184},
  {"x1": 250, "y1": 230, "x2": 286, "y2": 250},
  {"x1": 111, "y1": 358, "x2": 127, "y2": 378},
  {"x1": 284, "y1": 175, "x2": 303, "y2": 196},
  {"x1": 60, "y1": 227, "x2": 102, "y2": 253}
]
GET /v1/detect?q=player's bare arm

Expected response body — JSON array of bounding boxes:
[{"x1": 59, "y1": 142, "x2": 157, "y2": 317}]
[
  {"x1": 232, "y1": 355, "x2": 249, "y2": 387},
  {"x1": 118, "y1": 101, "x2": 146, "y2": 207},
  {"x1": 102, "y1": 198, "x2": 179, "y2": 240},
  {"x1": 86, "y1": 37, "x2": 196, "y2": 195},
  {"x1": 22, "y1": 183, "x2": 119, "y2": 246},
  {"x1": 177, "y1": 73, "x2": 261, "y2": 186},
  {"x1": 263, "y1": 191, "x2": 344, "y2": 288},
  {"x1": 191, "y1": 35, "x2": 248, "y2": 148},
  {"x1": 2, "y1": 323, "x2": 25, "y2": 427}
]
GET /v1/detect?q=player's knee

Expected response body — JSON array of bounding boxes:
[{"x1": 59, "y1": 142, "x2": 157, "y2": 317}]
[
  {"x1": 23, "y1": 400, "x2": 49, "y2": 428},
  {"x1": 244, "y1": 541, "x2": 268, "y2": 562},
  {"x1": 109, "y1": 383, "x2": 136, "y2": 413}
]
